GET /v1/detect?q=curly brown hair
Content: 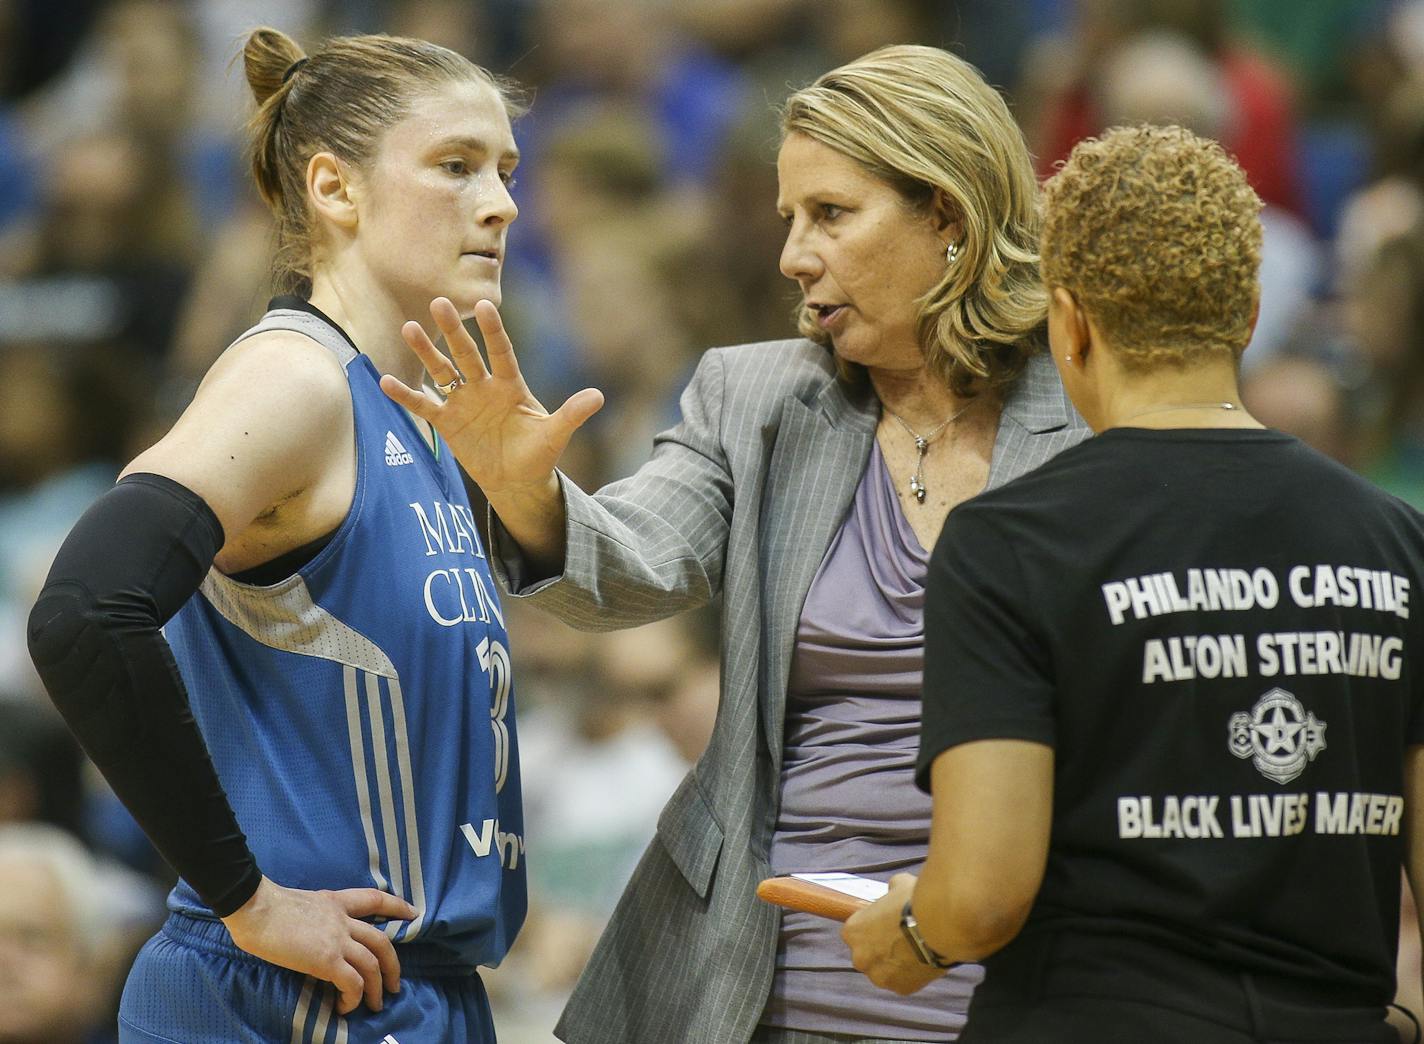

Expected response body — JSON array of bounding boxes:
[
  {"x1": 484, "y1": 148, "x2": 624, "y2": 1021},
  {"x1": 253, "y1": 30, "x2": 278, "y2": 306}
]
[{"x1": 1040, "y1": 124, "x2": 1262, "y2": 369}]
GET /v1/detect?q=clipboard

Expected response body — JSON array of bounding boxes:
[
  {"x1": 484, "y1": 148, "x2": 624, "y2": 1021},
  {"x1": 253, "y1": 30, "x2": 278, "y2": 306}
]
[{"x1": 756, "y1": 872, "x2": 890, "y2": 922}]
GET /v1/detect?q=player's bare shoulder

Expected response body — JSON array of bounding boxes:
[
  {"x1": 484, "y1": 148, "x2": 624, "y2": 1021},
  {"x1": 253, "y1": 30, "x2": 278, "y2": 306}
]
[
  {"x1": 201, "y1": 328, "x2": 353, "y2": 423},
  {"x1": 124, "y1": 329, "x2": 357, "y2": 554}
]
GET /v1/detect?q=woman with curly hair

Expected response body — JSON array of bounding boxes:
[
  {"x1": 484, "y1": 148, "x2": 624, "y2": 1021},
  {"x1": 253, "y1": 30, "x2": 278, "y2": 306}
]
[
  {"x1": 845, "y1": 123, "x2": 1424, "y2": 1043},
  {"x1": 383, "y1": 43, "x2": 1086, "y2": 1044}
]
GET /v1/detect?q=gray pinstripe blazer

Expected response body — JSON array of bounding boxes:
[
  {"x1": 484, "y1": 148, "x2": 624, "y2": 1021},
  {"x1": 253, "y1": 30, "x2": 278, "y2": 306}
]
[{"x1": 491, "y1": 338, "x2": 1088, "y2": 1044}]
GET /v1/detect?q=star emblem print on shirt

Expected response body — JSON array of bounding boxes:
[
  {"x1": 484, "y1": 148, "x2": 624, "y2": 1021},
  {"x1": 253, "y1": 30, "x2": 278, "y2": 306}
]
[
  {"x1": 1254, "y1": 706, "x2": 1304, "y2": 755},
  {"x1": 1229, "y1": 688, "x2": 1327, "y2": 785}
]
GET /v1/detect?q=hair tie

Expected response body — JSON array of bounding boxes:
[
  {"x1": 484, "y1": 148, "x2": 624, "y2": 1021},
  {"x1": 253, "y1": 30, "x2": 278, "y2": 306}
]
[{"x1": 281, "y1": 58, "x2": 308, "y2": 85}]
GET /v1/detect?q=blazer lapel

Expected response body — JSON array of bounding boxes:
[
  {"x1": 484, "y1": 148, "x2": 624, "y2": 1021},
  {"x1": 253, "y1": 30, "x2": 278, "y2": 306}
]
[
  {"x1": 757, "y1": 379, "x2": 877, "y2": 766},
  {"x1": 986, "y1": 351, "x2": 1076, "y2": 489}
]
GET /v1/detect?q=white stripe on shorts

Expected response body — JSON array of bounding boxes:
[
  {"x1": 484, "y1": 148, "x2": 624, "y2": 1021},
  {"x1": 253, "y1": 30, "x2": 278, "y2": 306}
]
[{"x1": 289, "y1": 978, "x2": 316, "y2": 1044}]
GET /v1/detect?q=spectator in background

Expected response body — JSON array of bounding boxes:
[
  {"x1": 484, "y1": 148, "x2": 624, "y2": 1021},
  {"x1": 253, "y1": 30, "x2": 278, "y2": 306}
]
[
  {"x1": 0, "y1": 343, "x2": 138, "y2": 694},
  {"x1": 814, "y1": 0, "x2": 946, "y2": 65},
  {"x1": 17, "y1": 0, "x2": 224, "y2": 236},
  {"x1": 1231, "y1": 0, "x2": 1390, "y2": 116},
  {"x1": 1342, "y1": 223, "x2": 1424, "y2": 509},
  {"x1": 0, "y1": 700, "x2": 83, "y2": 838},
  {"x1": 655, "y1": 645, "x2": 720, "y2": 767},
  {"x1": 1336, "y1": 66, "x2": 1424, "y2": 305},
  {"x1": 520, "y1": 0, "x2": 749, "y2": 189},
  {"x1": 701, "y1": 100, "x2": 805, "y2": 352},
  {"x1": 0, "y1": 823, "x2": 163, "y2": 1044},
  {"x1": 1241, "y1": 355, "x2": 1356, "y2": 466},
  {"x1": 0, "y1": 824, "x2": 113, "y2": 1044},
  {"x1": 522, "y1": 617, "x2": 698, "y2": 919},
  {"x1": 162, "y1": 193, "x2": 278, "y2": 408},
  {"x1": 0, "y1": 128, "x2": 192, "y2": 365},
  {"x1": 387, "y1": 0, "x2": 492, "y2": 59},
  {"x1": 505, "y1": 101, "x2": 739, "y2": 481},
  {"x1": 1022, "y1": 0, "x2": 1303, "y2": 216},
  {"x1": 1095, "y1": 29, "x2": 1321, "y2": 372},
  {"x1": 495, "y1": 0, "x2": 755, "y2": 464},
  {"x1": 506, "y1": 103, "x2": 670, "y2": 409},
  {"x1": 558, "y1": 220, "x2": 713, "y2": 477}
]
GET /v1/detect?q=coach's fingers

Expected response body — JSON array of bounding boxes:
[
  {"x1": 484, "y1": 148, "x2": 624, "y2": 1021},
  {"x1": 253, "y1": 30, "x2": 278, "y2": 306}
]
[
  {"x1": 351, "y1": 919, "x2": 402, "y2": 995},
  {"x1": 550, "y1": 387, "x2": 605, "y2": 440},
  {"x1": 471, "y1": 299, "x2": 520, "y2": 381},
  {"x1": 429, "y1": 297, "x2": 491, "y2": 381},
  {"x1": 379, "y1": 374, "x2": 438, "y2": 421},
  {"x1": 402, "y1": 316, "x2": 474, "y2": 389}
]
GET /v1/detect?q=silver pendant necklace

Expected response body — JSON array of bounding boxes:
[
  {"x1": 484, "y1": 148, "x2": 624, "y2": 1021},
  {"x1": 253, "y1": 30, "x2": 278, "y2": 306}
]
[
  {"x1": 1118, "y1": 401, "x2": 1240, "y2": 425},
  {"x1": 884, "y1": 400, "x2": 976, "y2": 504}
]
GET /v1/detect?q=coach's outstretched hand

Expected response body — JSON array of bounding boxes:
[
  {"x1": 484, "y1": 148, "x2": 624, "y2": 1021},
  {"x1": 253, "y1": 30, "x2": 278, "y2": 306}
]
[
  {"x1": 223, "y1": 876, "x2": 418, "y2": 1014},
  {"x1": 382, "y1": 297, "x2": 603, "y2": 498},
  {"x1": 381, "y1": 298, "x2": 603, "y2": 567}
]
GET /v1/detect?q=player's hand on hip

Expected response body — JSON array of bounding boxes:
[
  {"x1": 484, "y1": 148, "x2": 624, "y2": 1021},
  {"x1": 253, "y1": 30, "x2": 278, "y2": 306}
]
[
  {"x1": 380, "y1": 297, "x2": 604, "y2": 498},
  {"x1": 221, "y1": 876, "x2": 418, "y2": 1014}
]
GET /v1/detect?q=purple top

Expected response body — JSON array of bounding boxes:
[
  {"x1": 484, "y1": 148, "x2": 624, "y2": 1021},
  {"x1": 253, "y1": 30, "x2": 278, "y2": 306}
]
[{"x1": 763, "y1": 442, "x2": 981, "y2": 1039}]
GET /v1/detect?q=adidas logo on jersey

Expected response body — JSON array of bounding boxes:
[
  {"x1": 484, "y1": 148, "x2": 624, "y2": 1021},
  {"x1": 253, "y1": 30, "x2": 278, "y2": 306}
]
[{"x1": 385, "y1": 431, "x2": 414, "y2": 466}]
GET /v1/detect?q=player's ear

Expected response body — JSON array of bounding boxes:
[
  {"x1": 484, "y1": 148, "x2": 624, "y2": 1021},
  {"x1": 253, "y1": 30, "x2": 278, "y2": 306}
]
[
  {"x1": 308, "y1": 151, "x2": 358, "y2": 230},
  {"x1": 1050, "y1": 286, "x2": 1091, "y2": 368}
]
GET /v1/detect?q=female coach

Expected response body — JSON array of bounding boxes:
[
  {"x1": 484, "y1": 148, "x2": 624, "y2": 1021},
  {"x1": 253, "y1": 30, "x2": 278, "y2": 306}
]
[
  {"x1": 27, "y1": 28, "x2": 542, "y2": 1043},
  {"x1": 383, "y1": 44, "x2": 1086, "y2": 1044},
  {"x1": 844, "y1": 124, "x2": 1424, "y2": 1044}
]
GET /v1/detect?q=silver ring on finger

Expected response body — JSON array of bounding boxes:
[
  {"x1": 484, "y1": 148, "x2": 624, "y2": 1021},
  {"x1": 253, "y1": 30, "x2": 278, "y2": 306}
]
[{"x1": 435, "y1": 374, "x2": 465, "y2": 396}]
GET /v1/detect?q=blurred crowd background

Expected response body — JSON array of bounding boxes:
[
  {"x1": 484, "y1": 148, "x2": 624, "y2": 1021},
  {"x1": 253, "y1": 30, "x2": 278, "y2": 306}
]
[{"x1": 0, "y1": 0, "x2": 1422, "y2": 1040}]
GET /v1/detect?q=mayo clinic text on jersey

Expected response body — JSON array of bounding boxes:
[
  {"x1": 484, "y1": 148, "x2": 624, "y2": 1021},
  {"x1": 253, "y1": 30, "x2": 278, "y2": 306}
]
[{"x1": 408, "y1": 501, "x2": 507, "y2": 629}]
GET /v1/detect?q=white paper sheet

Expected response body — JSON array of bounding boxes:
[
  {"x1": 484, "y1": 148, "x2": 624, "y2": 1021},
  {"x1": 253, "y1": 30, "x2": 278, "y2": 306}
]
[{"x1": 790, "y1": 872, "x2": 890, "y2": 902}]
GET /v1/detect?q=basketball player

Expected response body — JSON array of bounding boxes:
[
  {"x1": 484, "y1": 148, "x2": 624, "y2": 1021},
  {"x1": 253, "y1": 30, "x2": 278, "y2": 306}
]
[
  {"x1": 26, "y1": 28, "x2": 595, "y2": 1043},
  {"x1": 843, "y1": 125, "x2": 1424, "y2": 1043}
]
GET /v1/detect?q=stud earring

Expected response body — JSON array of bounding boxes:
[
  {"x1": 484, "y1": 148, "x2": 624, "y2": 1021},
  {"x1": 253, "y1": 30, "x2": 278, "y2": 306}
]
[{"x1": 945, "y1": 241, "x2": 960, "y2": 265}]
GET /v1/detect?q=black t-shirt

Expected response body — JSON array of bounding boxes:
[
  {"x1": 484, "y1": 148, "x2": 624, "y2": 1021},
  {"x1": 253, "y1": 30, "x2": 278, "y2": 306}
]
[{"x1": 918, "y1": 427, "x2": 1424, "y2": 1001}]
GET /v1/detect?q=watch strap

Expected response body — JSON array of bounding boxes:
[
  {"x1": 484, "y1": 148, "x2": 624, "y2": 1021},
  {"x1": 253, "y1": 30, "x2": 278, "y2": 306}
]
[{"x1": 899, "y1": 900, "x2": 957, "y2": 969}]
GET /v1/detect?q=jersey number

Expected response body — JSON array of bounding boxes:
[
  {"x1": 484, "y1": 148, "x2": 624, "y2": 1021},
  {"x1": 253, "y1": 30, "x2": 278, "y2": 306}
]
[{"x1": 477, "y1": 637, "x2": 512, "y2": 793}]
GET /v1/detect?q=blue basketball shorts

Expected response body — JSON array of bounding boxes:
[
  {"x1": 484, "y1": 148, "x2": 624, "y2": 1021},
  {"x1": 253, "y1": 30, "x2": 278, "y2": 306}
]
[{"x1": 117, "y1": 914, "x2": 496, "y2": 1044}]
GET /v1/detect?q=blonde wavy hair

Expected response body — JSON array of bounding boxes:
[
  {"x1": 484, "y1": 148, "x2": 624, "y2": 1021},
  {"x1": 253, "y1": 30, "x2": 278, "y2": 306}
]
[
  {"x1": 1040, "y1": 124, "x2": 1262, "y2": 368},
  {"x1": 242, "y1": 27, "x2": 525, "y2": 297},
  {"x1": 781, "y1": 44, "x2": 1045, "y2": 397}
]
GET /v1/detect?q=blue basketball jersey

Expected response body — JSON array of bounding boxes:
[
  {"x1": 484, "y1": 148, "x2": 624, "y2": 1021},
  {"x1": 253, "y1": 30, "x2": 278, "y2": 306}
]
[{"x1": 163, "y1": 307, "x2": 525, "y2": 973}]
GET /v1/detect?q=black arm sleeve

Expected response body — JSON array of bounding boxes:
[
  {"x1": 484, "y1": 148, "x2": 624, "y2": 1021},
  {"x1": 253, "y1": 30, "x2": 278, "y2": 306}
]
[{"x1": 26, "y1": 473, "x2": 263, "y2": 916}]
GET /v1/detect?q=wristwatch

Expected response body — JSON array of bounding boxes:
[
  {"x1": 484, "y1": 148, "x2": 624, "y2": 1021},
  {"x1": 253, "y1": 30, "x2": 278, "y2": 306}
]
[{"x1": 899, "y1": 900, "x2": 957, "y2": 969}]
